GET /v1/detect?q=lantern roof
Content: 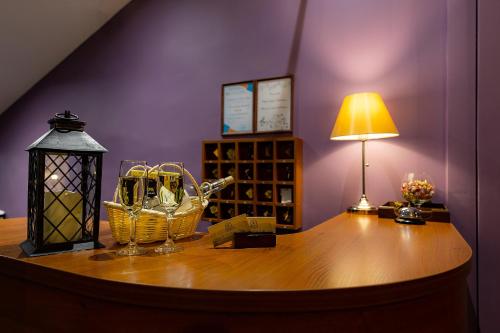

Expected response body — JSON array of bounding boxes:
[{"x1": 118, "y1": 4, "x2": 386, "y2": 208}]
[{"x1": 26, "y1": 111, "x2": 107, "y2": 153}]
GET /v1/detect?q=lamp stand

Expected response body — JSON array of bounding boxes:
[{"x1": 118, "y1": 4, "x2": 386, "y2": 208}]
[{"x1": 348, "y1": 140, "x2": 377, "y2": 214}]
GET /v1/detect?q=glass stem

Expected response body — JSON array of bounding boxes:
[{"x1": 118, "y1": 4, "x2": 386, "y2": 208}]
[
  {"x1": 129, "y1": 212, "x2": 137, "y2": 248},
  {"x1": 164, "y1": 212, "x2": 173, "y2": 244}
]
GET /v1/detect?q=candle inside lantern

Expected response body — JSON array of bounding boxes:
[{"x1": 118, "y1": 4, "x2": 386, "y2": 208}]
[{"x1": 43, "y1": 190, "x2": 82, "y2": 244}]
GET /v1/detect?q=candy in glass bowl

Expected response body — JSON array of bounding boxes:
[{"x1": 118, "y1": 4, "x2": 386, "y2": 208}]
[{"x1": 401, "y1": 173, "x2": 435, "y2": 207}]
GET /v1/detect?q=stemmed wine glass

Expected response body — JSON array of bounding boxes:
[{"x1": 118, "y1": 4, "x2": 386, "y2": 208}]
[
  {"x1": 155, "y1": 162, "x2": 185, "y2": 254},
  {"x1": 117, "y1": 160, "x2": 147, "y2": 256}
]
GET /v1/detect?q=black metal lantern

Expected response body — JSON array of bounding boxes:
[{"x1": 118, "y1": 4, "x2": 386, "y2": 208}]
[{"x1": 21, "y1": 111, "x2": 107, "y2": 256}]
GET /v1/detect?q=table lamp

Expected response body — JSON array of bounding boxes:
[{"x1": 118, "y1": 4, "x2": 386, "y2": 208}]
[{"x1": 330, "y1": 92, "x2": 399, "y2": 212}]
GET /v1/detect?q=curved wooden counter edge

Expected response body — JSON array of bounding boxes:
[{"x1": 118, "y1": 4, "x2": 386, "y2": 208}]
[
  {"x1": 0, "y1": 254, "x2": 469, "y2": 313},
  {"x1": 0, "y1": 214, "x2": 472, "y2": 332}
]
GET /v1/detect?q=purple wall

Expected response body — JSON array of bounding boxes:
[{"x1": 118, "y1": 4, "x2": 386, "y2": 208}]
[
  {"x1": 0, "y1": 0, "x2": 301, "y2": 218},
  {"x1": 478, "y1": 0, "x2": 500, "y2": 331},
  {"x1": 295, "y1": 0, "x2": 447, "y2": 224},
  {"x1": 446, "y1": 0, "x2": 477, "y2": 312},
  {"x1": 447, "y1": 0, "x2": 500, "y2": 331},
  {"x1": 0, "y1": 0, "x2": 448, "y2": 231}
]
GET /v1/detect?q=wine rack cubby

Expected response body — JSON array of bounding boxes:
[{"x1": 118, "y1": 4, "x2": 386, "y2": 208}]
[{"x1": 202, "y1": 137, "x2": 302, "y2": 230}]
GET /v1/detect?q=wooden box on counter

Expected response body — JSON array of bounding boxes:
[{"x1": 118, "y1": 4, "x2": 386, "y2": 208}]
[
  {"x1": 202, "y1": 137, "x2": 302, "y2": 230},
  {"x1": 378, "y1": 201, "x2": 450, "y2": 222}
]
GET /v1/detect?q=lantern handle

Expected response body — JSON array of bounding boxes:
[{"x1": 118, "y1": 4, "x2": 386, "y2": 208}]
[
  {"x1": 55, "y1": 111, "x2": 79, "y2": 121},
  {"x1": 48, "y1": 110, "x2": 85, "y2": 132}
]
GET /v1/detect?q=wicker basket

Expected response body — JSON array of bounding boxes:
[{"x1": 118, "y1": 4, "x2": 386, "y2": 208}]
[{"x1": 103, "y1": 166, "x2": 207, "y2": 244}]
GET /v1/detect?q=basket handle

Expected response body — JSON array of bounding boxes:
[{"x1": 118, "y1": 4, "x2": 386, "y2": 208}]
[{"x1": 112, "y1": 164, "x2": 204, "y2": 206}]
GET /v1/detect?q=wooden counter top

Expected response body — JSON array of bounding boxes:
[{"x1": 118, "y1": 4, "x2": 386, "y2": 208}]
[{"x1": 0, "y1": 213, "x2": 473, "y2": 332}]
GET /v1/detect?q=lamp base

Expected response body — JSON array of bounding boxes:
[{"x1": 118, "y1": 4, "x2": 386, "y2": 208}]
[{"x1": 347, "y1": 195, "x2": 378, "y2": 215}]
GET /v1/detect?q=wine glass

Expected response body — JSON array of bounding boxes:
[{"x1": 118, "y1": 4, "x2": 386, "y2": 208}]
[
  {"x1": 117, "y1": 160, "x2": 147, "y2": 256},
  {"x1": 155, "y1": 162, "x2": 184, "y2": 254}
]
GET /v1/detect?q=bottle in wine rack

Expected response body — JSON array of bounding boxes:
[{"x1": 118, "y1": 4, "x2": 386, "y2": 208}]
[{"x1": 209, "y1": 205, "x2": 218, "y2": 215}]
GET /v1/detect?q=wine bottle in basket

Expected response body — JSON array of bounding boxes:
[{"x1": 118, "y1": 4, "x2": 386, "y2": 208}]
[
  {"x1": 143, "y1": 176, "x2": 158, "y2": 209},
  {"x1": 145, "y1": 175, "x2": 234, "y2": 210},
  {"x1": 200, "y1": 176, "x2": 234, "y2": 198}
]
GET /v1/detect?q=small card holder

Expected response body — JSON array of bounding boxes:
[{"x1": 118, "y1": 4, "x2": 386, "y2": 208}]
[{"x1": 233, "y1": 232, "x2": 276, "y2": 249}]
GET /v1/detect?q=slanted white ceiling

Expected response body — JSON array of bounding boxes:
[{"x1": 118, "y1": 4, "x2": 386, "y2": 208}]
[{"x1": 0, "y1": 0, "x2": 131, "y2": 115}]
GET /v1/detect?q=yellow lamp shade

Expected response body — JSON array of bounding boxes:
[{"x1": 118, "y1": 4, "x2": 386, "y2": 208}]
[{"x1": 330, "y1": 92, "x2": 399, "y2": 141}]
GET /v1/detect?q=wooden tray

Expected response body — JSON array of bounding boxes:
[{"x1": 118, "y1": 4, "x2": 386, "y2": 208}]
[{"x1": 378, "y1": 202, "x2": 450, "y2": 223}]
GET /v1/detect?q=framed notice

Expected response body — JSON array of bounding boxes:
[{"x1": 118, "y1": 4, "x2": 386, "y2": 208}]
[
  {"x1": 256, "y1": 76, "x2": 293, "y2": 133},
  {"x1": 222, "y1": 81, "x2": 254, "y2": 136}
]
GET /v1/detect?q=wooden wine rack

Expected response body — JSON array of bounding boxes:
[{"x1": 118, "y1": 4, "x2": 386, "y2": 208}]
[{"x1": 202, "y1": 137, "x2": 302, "y2": 230}]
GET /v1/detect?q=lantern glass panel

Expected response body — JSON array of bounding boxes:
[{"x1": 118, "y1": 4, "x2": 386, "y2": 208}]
[
  {"x1": 27, "y1": 150, "x2": 40, "y2": 243},
  {"x1": 85, "y1": 158, "x2": 97, "y2": 238},
  {"x1": 41, "y1": 152, "x2": 97, "y2": 245}
]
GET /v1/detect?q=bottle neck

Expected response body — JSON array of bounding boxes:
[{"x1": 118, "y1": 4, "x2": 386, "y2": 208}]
[{"x1": 201, "y1": 176, "x2": 234, "y2": 196}]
